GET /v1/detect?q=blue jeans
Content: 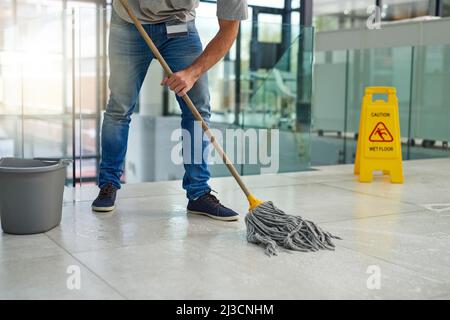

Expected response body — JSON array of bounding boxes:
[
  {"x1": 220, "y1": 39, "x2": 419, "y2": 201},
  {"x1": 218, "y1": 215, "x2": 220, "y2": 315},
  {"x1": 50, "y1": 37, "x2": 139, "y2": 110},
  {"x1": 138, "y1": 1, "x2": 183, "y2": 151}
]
[{"x1": 99, "y1": 11, "x2": 211, "y2": 200}]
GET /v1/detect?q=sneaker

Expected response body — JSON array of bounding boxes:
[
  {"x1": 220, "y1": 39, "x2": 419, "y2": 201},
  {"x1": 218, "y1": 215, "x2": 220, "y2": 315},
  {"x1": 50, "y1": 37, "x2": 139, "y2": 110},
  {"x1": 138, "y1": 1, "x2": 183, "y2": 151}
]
[
  {"x1": 187, "y1": 193, "x2": 239, "y2": 221},
  {"x1": 92, "y1": 183, "x2": 117, "y2": 212}
]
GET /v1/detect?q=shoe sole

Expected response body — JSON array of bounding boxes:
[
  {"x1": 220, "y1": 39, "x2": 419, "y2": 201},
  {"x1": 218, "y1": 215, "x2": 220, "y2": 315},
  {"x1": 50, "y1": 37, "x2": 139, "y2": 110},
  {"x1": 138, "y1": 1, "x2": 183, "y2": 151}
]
[
  {"x1": 187, "y1": 210, "x2": 239, "y2": 221},
  {"x1": 92, "y1": 205, "x2": 115, "y2": 212}
]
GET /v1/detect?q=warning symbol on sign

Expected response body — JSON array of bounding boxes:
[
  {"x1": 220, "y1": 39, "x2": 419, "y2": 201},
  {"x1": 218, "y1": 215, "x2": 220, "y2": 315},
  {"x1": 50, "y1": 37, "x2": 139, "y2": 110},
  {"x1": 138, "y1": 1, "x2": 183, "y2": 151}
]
[{"x1": 369, "y1": 122, "x2": 394, "y2": 142}]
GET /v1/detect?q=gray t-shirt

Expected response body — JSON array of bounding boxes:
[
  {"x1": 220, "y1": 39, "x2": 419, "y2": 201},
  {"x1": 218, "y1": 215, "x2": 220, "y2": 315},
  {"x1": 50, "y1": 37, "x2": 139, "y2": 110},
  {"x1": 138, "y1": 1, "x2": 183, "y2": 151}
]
[{"x1": 113, "y1": 0, "x2": 248, "y2": 24}]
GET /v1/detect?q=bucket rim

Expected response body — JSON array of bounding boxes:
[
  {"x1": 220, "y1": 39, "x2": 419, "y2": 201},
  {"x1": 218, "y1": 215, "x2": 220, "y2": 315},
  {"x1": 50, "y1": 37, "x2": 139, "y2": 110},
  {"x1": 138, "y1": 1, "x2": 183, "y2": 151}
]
[{"x1": 0, "y1": 157, "x2": 71, "y2": 173}]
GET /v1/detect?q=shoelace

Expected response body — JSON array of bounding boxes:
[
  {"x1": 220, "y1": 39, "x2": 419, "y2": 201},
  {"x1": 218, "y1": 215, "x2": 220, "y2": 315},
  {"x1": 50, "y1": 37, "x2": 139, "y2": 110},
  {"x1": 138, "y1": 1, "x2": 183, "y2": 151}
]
[
  {"x1": 202, "y1": 193, "x2": 221, "y2": 207},
  {"x1": 99, "y1": 184, "x2": 116, "y2": 199}
]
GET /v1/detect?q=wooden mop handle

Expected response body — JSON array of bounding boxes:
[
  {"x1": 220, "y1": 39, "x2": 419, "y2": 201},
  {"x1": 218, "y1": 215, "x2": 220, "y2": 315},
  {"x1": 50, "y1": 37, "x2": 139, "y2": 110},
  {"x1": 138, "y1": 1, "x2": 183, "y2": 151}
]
[{"x1": 118, "y1": 0, "x2": 252, "y2": 197}]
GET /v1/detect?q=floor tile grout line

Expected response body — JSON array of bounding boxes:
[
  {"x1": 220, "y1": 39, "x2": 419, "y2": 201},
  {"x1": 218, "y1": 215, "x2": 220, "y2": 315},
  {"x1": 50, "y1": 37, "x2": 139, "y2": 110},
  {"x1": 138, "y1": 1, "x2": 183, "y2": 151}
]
[
  {"x1": 429, "y1": 293, "x2": 450, "y2": 300},
  {"x1": 0, "y1": 251, "x2": 69, "y2": 265},
  {"x1": 336, "y1": 242, "x2": 450, "y2": 284},
  {"x1": 65, "y1": 176, "x2": 358, "y2": 205},
  {"x1": 233, "y1": 181, "x2": 343, "y2": 195},
  {"x1": 280, "y1": 173, "x2": 357, "y2": 183},
  {"x1": 319, "y1": 208, "x2": 427, "y2": 225},
  {"x1": 43, "y1": 233, "x2": 129, "y2": 300},
  {"x1": 337, "y1": 245, "x2": 447, "y2": 284},
  {"x1": 316, "y1": 181, "x2": 426, "y2": 209},
  {"x1": 64, "y1": 191, "x2": 186, "y2": 206}
]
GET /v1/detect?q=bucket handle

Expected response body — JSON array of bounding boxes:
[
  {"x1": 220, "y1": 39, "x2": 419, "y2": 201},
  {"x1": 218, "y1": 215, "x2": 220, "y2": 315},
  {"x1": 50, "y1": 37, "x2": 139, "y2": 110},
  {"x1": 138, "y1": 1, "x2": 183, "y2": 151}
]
[{"x1": 33, "y1": 158, "x2": 72, "y2": 169}]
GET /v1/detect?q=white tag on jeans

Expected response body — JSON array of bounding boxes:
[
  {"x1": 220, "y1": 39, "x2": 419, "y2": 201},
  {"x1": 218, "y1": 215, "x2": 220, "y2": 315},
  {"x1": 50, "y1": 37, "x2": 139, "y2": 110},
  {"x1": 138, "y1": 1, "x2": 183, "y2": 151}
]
[{"x1": 166, "y1": 21, "x2": 188, "y2": 38}]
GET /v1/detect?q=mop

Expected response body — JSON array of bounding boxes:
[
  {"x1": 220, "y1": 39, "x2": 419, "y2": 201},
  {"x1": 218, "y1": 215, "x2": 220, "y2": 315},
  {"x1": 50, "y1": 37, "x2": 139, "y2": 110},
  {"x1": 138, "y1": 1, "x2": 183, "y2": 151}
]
[{"x1": 119, "y1": 0, "x2": 340, "y2": 256}]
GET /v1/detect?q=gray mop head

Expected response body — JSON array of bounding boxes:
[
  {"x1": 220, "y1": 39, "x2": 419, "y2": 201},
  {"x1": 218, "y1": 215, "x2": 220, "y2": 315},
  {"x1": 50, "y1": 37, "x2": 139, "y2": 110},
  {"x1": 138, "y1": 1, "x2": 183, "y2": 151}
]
[{"x1": 245, "y1": 201, "x2": 341, "y2": 256}]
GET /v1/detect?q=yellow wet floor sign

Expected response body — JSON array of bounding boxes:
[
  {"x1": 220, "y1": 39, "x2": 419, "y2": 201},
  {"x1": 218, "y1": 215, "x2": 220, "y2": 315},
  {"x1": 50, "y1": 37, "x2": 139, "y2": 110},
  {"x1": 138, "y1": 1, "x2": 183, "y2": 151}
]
[{"x1": 354, "y1": 87, "x2": 404, "y2": 183}]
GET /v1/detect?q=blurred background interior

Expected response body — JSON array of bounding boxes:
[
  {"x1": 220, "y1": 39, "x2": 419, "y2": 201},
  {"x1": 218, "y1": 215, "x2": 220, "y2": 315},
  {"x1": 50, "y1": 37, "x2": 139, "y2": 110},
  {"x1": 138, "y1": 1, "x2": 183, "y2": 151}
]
[{"x1": 0, "y1": 0, "x2": 449, "y2": 190}]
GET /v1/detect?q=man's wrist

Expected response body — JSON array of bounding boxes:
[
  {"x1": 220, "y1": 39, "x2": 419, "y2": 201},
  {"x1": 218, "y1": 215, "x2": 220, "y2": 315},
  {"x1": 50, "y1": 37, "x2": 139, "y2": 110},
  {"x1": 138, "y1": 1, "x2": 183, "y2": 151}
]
[{"x1": 187, "y1": 64, "x2": 203, "y2": 80}]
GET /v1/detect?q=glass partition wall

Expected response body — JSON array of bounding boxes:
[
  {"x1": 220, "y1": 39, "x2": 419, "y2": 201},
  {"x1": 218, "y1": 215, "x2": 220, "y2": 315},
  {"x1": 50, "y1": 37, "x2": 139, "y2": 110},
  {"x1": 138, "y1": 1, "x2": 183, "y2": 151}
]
[
  {"x1": 313, "y1": 42, "x2": 450, "y2": 165},
  {"x1": 0, "y1": 10, "x2": 76, "y2": 181},
  {"x1": 241, "y1": 27, "x2": 314, "y2": 174}
]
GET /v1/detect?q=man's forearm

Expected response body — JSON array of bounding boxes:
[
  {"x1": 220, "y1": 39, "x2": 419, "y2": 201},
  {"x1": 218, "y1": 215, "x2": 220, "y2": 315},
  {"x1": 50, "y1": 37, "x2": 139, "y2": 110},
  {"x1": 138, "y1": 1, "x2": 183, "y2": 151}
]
[
  {"x1": 187, "y1": 19, "x2": 240, "y2": 78},
  {"x1": 161, "y1": 19, "x2": 240, "y2": 96}
]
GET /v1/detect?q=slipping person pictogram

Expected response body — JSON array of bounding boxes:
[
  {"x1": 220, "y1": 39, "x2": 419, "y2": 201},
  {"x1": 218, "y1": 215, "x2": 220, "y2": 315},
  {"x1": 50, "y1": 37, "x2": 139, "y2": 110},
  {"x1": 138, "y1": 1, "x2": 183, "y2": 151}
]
[{"x1": 369, "y1": 122, "x2": 394, "y2": 142}]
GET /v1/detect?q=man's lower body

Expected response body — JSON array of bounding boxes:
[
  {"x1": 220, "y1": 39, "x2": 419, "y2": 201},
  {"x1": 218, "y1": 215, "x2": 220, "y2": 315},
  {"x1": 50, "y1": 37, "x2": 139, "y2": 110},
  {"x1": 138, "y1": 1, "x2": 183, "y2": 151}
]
[{"x1": 92, "y1": 11, "x2": 239, "y2": 221}]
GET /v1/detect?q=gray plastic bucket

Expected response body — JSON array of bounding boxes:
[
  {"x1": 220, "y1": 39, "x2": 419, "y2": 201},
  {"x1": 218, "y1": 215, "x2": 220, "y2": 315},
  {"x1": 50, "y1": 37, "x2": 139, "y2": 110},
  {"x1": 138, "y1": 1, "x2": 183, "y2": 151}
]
[{"x1": 0, "y1": 158, "x2": 71, "y2": 235}]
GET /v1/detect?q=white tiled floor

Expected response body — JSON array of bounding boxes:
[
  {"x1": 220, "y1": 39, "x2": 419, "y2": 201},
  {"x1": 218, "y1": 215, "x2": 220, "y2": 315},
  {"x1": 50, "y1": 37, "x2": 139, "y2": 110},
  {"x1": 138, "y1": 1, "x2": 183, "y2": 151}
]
[{"x1": 1, "y1": 159, "x2": 450, "y2": 299}]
